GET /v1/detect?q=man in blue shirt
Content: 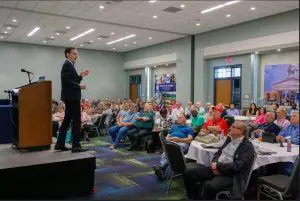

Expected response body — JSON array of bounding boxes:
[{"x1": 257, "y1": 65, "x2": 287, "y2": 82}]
[
  {"x1": 108, "y1": 104, "x2": 138, "y2": 149},
  {"x1": 154, "y1": 114, "x2": 193, "y2": 180},
  {"x1": 276, "y1": 111, "x2": 299, "y2": 175},
  {"x1": 226, "y1": 103, "x2": 240, "y2": 116}
]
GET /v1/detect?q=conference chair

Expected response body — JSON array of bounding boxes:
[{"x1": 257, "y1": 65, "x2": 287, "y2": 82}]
[
  {"x1": 96, "y1": 113, "x2": 108, "y2": 136},
  {"x1": 214, "y1": 152, "x2": 258, "y2": 200},
  {"x1": 257, "y1": 156, "x2": 299, "y2": 200}
]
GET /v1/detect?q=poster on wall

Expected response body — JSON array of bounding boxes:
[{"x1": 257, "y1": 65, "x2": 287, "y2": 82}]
[
  {"x1": 264, "y1": 64, "x2": 299, "y2": 106},
  {"x1": 154, "y1": 74, "x2": 176, "y2": 103}
]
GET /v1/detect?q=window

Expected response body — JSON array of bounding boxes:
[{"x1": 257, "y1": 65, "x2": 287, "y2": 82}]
[
  {"x1": 214, "y1": 67, "x2": 231, "y2": 78},
  {"x1": 232, "y1": 68, "x2": 241, "y2": 77}
]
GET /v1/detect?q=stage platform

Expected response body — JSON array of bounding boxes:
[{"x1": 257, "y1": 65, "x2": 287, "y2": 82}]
[{"x1": 0, "y1": 142, "x2": 96, "y2": 199}]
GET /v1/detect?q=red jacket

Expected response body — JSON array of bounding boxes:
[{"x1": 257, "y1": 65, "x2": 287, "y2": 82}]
[{"x1": 202, "y1": 117, "x2": 229, "y2": 135}]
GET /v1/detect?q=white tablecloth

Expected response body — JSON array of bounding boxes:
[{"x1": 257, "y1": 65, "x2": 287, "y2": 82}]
[
  {"x1": 234, "y1": 115, "x2": 256, "y2": 121},
  {"x1": 186, "y1": 140, "x2": 299, "y2": 170}
]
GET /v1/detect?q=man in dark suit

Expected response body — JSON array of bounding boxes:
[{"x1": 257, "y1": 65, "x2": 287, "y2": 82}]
[{"x1": 55, "y1": 47, "x2": 90, "y2": 153}]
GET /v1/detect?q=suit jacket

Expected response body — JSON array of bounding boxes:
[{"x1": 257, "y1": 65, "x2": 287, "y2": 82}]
[
  {"x1": 212, "y1": 137, "x2": 255, "y2": 199},
  {"x1": 60, "y1": 60, "x2": 82, "y2": 101},
  {"x1": 258, "y1": 122, "x2": 281, "y2": 136}
]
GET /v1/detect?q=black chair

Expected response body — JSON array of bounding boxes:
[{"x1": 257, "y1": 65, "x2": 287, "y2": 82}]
[
  {"x1": 262, "y1": 132, "x2": 276, "y2": 143},
  {"x1": 214, "y1": 152, "x2": 258, "y2": 200},
  {"x1": 96, "y1": 114, "x2": 107, "y2": 137},
  {"x1": 224, "y1": 115, "x2": 235, "y2": 127},
  {"x1": 164, "y1": 141, "x2": 187, "y2": 194},
  {"x1": 257, "y1": 156, "x2": 299, "y2": 200}
]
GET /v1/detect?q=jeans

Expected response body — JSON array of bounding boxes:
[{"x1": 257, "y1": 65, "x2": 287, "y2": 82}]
[
  {"x1": 108, "y1": 125, "x2": 131, "y2": 146},
  {"x1": 127, "y1": 128, "x2": 152, "y2": 148}
]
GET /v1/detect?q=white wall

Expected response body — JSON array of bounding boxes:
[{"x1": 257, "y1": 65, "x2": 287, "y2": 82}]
[
  {"x1": 0, "y1": 42, "x2": 127, "y2": 100},
  {"x1": 259, "y1": 51, "x2": 299, "y2": 99}
]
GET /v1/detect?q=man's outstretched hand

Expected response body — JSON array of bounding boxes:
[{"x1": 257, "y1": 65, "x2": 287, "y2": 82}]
[{"x1": 80, "y1": 69, "x2": 90, "y2": 77}]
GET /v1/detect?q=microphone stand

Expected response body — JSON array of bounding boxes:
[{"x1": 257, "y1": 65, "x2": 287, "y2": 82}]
[{"x1": 26, "y1": 72, "x2": 32, "y2": 84}]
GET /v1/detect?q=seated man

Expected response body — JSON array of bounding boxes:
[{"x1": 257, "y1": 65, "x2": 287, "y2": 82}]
[
  {"x1": 127, "y1": 103, "x2": 154, "y2": 151},
  {"x1": 108, "y1": 104, "x2": 138, "y2": 149},
  {"x1": 170, "y1": 102, "x2": 184, "y2": 124},
  {"x1": 201, "y1": 105, "x2": 229, "y2": 136},
  {"x1": 276, "y1": 111, "x2": 299, "y2": 175},
  {"x1": 190, "y1": 106, "x2": 205, "y2": 136},
  {"x1": 183, "y1": 122, "x2": 255, "y2": 200},
  {"x1": 254, "y1": 112, "x2": 281, "y2": 137},
  {"x1": 154, "y1": 115, "x2": 193, "y2": 180},
  {"x1": 226, "y1": 102, "x2": 240, "y2": 116}
]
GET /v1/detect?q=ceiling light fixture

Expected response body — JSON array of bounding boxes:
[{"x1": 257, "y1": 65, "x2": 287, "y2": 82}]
[
  {"x1": 27, "y1": 26, "x2": 40, "y2": 37},
  {"x1": 153, "y1": 15, "x2": 158, "y2": 19},
  {"x1": 201, "y1": 1, "x2": 240, "y2": 14},
  {"x1": 66, "y1": 26, "x2": 71, "y2": 29},
  {"x1": 149, "y1": 37, "x2": 152, "y2": 40},
  {"x1": 255, "y1": 51, "x2": 259, "y2": 54},
  {"x1": 4, "y1": 31, "x2": 8, "y2": 34},
  {"x1": 277, "y1": 48, "x2": 281, "y2": 52},
  {"x1": 107, "y1": 34, "x2": 136, "y2": 45},
  {"x1": 43, "y1": 40, "x2": 47, "y2": 43},
  {"x1": 180, "y1": 4, "x2": 185, "y2": 8},
  {"x1": 56, "y1": 32, "x2": 60, "y2": 35},
  {"x1": 226, "y1": 14, "x2": 231, "y2": 18},
  {"x1": 196, "y1": 23, "x2": 200, "y2": 26},
  {"x1": 0, "y1": 36, "x2": 4, "y2": 39},
  {"x1": 89, "y1": 40, "x2": 94, "y2": 43},
  {"x1": 251, "y1": 7, "x2": 256, "y2": 11},
  {"x1": 133, "y1": 41, "x2": 137, "y2": 44},
  {"x1": 124, "y1": 44, "x2": 128, "y2": 47},
  {"x1": 12, "y1": 19, "x2": 17, "y2": 22},
  {"x1": 70, "y1": 28, "x2": 95, "y2": 41},
  {"x1": 50, "y1": 36, "x2": 55, "y2": 39},
  {"x1": 80, "y1": 44, "x2": 84, "y2": 47},
  {"x1": 113, "y1": 47, "x2": 116, "y2": 50},
  {"x1": 7, "y1": 27, "x2": 12, "y2": 30},
  {"x1": 97, "y1": 37, "x2": 102, "y2": 40},
  {"x1": 99, "y1": 5, "x2": 104, "y2": 9},
  {"x1": 149, "y1": 0, "x2": 156, "y2": 3},
  {"x1": 110, "y1": 32, "x2": 115, "y2": 35}
]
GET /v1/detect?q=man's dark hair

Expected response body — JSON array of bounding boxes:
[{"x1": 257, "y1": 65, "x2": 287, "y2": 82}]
[{"x1": 64, "y1": 47, "x2": 76, "y2": 58}]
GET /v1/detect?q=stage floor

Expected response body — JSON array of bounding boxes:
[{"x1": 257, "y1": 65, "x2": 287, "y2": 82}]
[{"x1": 0, "y1": 140, "x2": 96, "y2": 199}]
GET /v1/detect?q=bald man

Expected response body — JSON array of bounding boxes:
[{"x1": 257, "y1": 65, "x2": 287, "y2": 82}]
[{"x1": 255, "y1": 112, "x2": 281, "y2": 136}]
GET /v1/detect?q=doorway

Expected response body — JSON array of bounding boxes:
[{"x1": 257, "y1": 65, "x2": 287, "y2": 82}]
[
  {"x1": 129, "y1": 75, "x2": 141, "y2": 101},
  {"x1": 214, "y1": 65, "x2": 242, "y2": 108}
]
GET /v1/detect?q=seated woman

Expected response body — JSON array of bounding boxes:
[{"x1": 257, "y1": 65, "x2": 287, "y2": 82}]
[
  {"x1": 253, "y1": 107, "x2": 267, "y2": 125},
  {"x1": 246, "y1": 103, "x2": 257, "y2": 116},
  {"x1": 127, "y1": 103, "x2": 154, "y2": 151},
  {"x1": 52, "y1": 104, "x2": 65, "y2": 137}
]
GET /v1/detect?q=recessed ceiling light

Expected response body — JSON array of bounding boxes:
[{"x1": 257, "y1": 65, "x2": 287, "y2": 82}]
[
  {"x1": 43, "y1": 40, "x2": 47, "y2": 43},
  {"x1": 201, "y1": 1, "x2": 240, "y2": 14},
  {"x1": 97, "y1": 37, "x2": 102, "y2": 40},
  {"x1": 107, "y1": 34, "x2": 136, "y2": 45},
  {"x1": 80, "y1": 44, "x2": 84, "y2": 47},
  {"x1": 180, "y1": 4, "x2": 185, "y2": 8},
  {"x1": 149, "y1": 0, "x2": 157, "y2": 3},
  {"x1": 277, "y1": 48, "x2": 281, "y2": 52},
  {"x1": 255, "y1": 51, "x2": 259, "y2": 54},
  {"x1": 27, "y1": 26, "x2": 40, "y2": 37},
  {"x1": 226, "y1": 14, "x2": 231, "y2": 18},
  {"x1": 124, "y1": 44, "x2": 128, "y2": 47},
  {"x1": 133, "y1": 41, "x2": 137, "y2": 44},
  {"x1": 166, "y1": 64, "x2": 169, "y2": 66},
  {"x1": 66, "y1": 26, "x2": 71, "y2": 29},
  {"x1": 149, "y1": 37, "x2": 152, "y2": 40},
  {"x1": 89, "y1": 40, "x2": 94, "y2": 43},
  {"x1": 7, "y1": 27, "x2": 12, "y2": 30},
  {"x1": 113, "y1": 47, "x2": 116, "y2": 50},
  {"x1": 70, "y1": 28, "x2": 95, "y2": 41},
  {"x1": 0, "y1": 36, "x2": 4, "y2": 39},
  {"x1": 4, "y1": 31, "x2": 8, "y2": 34},
  {"x1": 196, "y1": 23, "x2": 201, "y2": 26},
  {"x1": 99, "y1": 5, "x2": 104, "y2": 9},
  {"x1": 56, "y1": 32, "x2": 60, "y2": 36},
  {"x1": 152, "y1": 15, "x2": 158, "y2": 19},
  {"x1": 251, "y1": 7, "x2": 256, "y2": 11},
  {"x1": 111, "y1": 32, "x2": 115, "y2": 35},
  {"x1": 12, "y1": 19, "x2": 17, "y2": 22},
  {"x1": 50, "y1": 36, "x2": 55, "y2": 39}
]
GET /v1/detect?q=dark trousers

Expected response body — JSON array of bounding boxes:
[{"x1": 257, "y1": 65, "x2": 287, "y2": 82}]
[
  {"x1": 127, "y1": 128, "x2": 152, "y2": 148},
  {"x1": 57, "y1": 100, "x2": 81, "y2": 148},
  {"x1": 183, "y1": 165, "x2": 233, "y2": 200},
  {"x1": 52, "y1": 121, "x2": 59, "y2": 137}
]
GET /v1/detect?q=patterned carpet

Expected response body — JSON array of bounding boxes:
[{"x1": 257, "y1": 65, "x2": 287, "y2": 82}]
[{"x1": 72, "y1": 136, "x2": 187, "y2": 200}]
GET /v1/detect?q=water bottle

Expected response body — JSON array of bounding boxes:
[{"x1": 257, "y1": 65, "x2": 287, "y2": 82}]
[
  {"x1": 258, "y1": 130, "x2": 263, "y2": 143},
  {"x1": 220, "y1": 130, "x2": 225, "y2": 141},
  {"x1": 287, "y1": 139, "x2": 292, "y2": 152}
]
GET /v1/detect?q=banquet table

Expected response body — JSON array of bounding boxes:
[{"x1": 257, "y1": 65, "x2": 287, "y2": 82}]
[
  {"x1": 234, "y1": 115, "x2": 256, "y2": 121},
  {"x1": 186, "y1": 139, "x2": 299, "y2": 170}
]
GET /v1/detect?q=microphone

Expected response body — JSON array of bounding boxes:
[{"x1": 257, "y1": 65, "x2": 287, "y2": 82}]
[{"x1": 21, "y1": 68, "x2": 34, "y2": 74}]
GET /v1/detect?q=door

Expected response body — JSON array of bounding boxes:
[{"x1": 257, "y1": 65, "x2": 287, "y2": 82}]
[
  {"x1": 130, "y1": 83, "x2": 138, "y2": 101},
  {"x1": 215, "y1": 79, "x2": 231, "y2": 105}
]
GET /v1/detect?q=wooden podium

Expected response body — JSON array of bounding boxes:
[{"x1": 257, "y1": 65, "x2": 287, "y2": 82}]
[{"x1": 12, "y1": 81, "x2": 52, "y2": 150}]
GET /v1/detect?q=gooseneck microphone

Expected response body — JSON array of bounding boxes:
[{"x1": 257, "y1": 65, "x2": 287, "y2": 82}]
[{"x1": 21, "y1": 68, "x2": 34, "y2": 74}]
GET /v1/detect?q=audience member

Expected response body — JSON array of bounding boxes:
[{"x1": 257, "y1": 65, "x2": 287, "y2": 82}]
[
  {"x1": 201, "y1": 105, "x2": 229, "y2": 136},
  {"x1": 127, "y1": 103, "x2": 154, "y2": 151},
  {"x1": 170, "y1": 102, "x2": 184, "y2": 123},
  {"x1": 254, "y1": 112, "x2": 281, "y2": 136},
  {"x1": 205, "y1": 102, "x2": 212, "y2": 114},
  {"x1": 246, "y1": 103, "x2": 257, "y2": 116},
  {"x1": 183, "y1": 121, "x2": 255, "y2": 200},
  {"x1": 190, "y1": 106, "x2": 205, "y2": 136},
  {"x1": 184, "y1": 101, "x2": 193, "y2": 119},
  {"x1": 274, "y1": 108, "x2": 290, "y2": 129},
  {"x1": 195, "y1": 101, "x2": 205, "y2": 116},
  {"x1": 253, "y1": 107, "x2": 267, "y2": 125},
  {"x1": 226, "y1": 102, "x2": 240, "y2": 116}
]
